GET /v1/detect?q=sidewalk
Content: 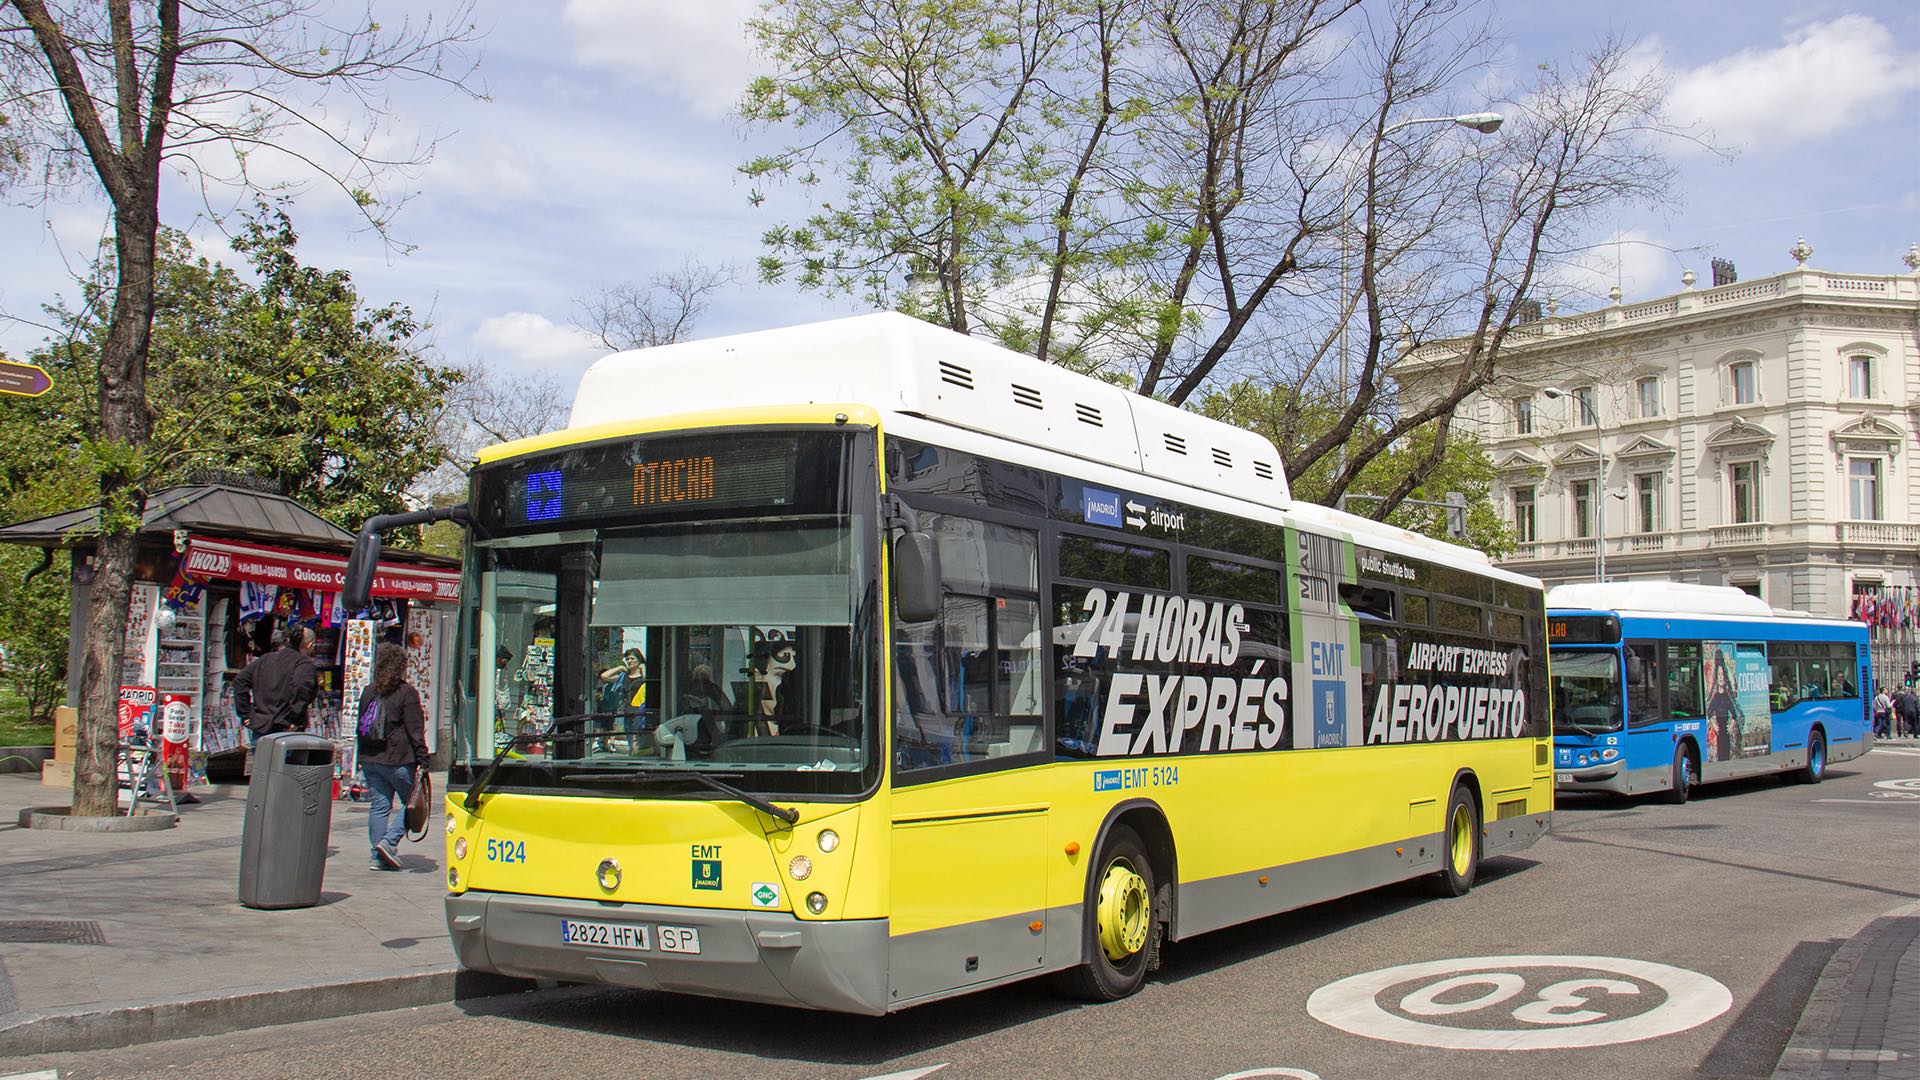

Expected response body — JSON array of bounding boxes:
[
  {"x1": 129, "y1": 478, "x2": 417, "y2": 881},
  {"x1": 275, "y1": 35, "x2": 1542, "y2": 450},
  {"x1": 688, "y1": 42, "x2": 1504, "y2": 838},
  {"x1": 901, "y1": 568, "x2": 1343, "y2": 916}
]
[
  {"x1": 1774, "y1": 901, "x2": 1920, "y2": 1080},
  {"x1": 0, "y1": 772, "x2": 505, "y2": 1057}
]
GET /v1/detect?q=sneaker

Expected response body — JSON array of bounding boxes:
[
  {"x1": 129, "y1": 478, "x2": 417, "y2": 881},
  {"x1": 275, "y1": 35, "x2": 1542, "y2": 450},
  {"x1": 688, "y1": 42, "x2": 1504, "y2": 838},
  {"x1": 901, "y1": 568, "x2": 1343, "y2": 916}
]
[
  {"x1": 375, "y1": 842, "x2": 403, "y2": 870},
  {"x1": 368, "y1": 859, "x2": 387, "y2": 871}
]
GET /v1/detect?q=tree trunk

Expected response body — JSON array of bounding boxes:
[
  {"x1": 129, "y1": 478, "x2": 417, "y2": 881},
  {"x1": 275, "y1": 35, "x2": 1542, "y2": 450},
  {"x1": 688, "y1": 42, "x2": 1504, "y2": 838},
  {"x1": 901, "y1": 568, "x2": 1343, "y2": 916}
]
[{"x1": 70, "y1": 201, "x2": 159, "y2": 816}]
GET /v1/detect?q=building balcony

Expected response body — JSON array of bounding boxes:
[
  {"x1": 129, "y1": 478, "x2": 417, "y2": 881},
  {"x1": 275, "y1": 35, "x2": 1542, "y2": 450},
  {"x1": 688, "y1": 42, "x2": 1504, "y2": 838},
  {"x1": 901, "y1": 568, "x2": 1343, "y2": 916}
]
[
  {"x1": 1836, "y1": 521, "x2": 1920, "y2": 546},
  {"x1": 1709, "y1": 523, "x2": 1771, "y2": 547},
  {"x1": 1566, "y1": 538, "x2": 1597, "y2": 558},
  {"x1": 1626, "y1": 532, "x2": 1668, "y2": 552}
]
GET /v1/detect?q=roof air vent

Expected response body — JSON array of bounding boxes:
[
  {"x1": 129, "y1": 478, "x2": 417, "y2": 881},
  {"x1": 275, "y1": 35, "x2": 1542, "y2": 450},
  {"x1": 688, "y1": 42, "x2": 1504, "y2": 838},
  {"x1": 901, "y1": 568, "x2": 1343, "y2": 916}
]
[
  {"x1": 938, "y1": 360, "x2": 974, "y2": 390},
  {"x1": 1163, "y1": 433, "x2": 1188, "y2": 455},
  {"x1": 1253, "y1": 461, "x2": 1275, "y2": 480},
  {"x1": 1211, "y1": 448, "x2": 1233, "y2": 468},
  {"x1": 1012, "y1": 383, "x2": 1043, "y2": 410},
  {"x1": 1075, "y1": 403, "x2": 1103, "y2": 427}
]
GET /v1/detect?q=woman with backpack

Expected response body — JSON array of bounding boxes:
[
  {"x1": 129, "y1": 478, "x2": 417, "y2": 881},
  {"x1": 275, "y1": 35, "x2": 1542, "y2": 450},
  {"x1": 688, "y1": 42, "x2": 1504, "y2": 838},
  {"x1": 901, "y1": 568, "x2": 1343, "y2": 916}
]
[{"x1": 357, "y1": 642, "x2": 429, "y2": 871}]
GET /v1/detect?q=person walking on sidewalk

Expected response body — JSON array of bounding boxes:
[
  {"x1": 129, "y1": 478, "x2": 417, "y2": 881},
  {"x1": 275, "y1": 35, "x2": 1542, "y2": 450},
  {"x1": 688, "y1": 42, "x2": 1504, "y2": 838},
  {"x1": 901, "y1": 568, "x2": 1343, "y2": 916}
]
[
  {"x1": 1873, "y1": 686, "x2": 1893, "y2": 738},
  {"x1": 356, "y1": 642, "x2": 429, "y2": 871},
  {"x1": 1895, "y1": 683, "x2": 1920, "y2": 740}
]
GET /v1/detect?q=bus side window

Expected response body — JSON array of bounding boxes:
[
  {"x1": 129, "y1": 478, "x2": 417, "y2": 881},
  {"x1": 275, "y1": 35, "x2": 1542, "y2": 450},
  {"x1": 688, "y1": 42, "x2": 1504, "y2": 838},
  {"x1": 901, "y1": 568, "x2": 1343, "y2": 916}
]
[
  {"x1": 1770, "y1": 645, "x2": 1801, "y2": 712},
  {"x1": 1666, "y1": 641, "x2": 1703, "y2": 718},
  {"x1": 1625, "y1": 642, "x2": 1662, "y2": 726}
]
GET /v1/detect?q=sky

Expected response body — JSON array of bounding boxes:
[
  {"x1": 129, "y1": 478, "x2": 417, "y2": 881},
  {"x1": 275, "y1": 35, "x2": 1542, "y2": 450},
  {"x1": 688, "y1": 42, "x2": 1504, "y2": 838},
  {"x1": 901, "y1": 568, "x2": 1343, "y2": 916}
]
[{"x1": 1, "y1": 1, "x2": 1915, "y2": 391}]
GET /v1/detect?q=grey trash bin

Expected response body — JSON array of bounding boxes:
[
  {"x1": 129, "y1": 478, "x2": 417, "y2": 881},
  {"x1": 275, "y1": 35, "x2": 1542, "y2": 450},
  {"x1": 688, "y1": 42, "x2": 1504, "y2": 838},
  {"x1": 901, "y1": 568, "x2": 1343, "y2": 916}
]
[{"x1": 238, "y1": 732, "x2": 337, "y2": 909}]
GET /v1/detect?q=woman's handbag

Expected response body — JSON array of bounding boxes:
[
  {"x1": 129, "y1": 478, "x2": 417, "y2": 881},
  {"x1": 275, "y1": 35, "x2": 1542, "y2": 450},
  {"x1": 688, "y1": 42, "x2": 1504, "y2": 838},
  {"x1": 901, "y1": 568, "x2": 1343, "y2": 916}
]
[{"x1": 405, "y1": 766, "x2": 432, "y2": 842}]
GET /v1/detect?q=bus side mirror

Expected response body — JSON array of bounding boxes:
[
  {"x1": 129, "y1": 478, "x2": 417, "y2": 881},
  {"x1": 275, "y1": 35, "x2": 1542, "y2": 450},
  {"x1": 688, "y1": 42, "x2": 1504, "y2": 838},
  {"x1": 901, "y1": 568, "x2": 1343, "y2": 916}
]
[
  {"x1": 342, "y1": 528, "x2": 381, "y2": 612},
  {"x1": 893, "y1": 531, "x2": 942, "y2": 624},
  {"x1": 1626, "y1": 655, "x2": 1645, "y2": 684}
]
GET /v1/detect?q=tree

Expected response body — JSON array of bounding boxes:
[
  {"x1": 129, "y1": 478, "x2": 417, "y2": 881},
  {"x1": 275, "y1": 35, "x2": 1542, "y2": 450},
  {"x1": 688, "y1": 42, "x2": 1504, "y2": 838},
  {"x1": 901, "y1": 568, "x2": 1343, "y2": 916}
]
[
  {"x1": 574, "y1": 259, "x2": 734, "y2": 353},
  {"x1": 0, "y1": 1, "x2": 481, "y2": 814},
  {"x1": 743, "y1": 0, "x2": 1694, "y2": 523}
]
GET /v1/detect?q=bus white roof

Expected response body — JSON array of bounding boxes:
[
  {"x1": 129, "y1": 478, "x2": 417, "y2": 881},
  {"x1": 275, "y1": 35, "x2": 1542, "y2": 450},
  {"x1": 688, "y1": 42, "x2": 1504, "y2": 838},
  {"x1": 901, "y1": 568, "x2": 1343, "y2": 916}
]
[
  {"x1": 1546, "y1": 582, "x2": 1775, "y2": 618},
  {"x1": 572, "y1": 311, "x2": 1291, "y2": 506}
]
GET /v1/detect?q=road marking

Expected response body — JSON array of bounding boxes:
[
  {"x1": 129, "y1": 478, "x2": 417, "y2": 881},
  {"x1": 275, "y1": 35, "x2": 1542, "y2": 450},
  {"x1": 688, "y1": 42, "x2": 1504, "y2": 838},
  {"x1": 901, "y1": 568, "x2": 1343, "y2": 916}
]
[
  {"x1": 1873, "y1": 778, "x2": 1920, "y2": 791},
  {"x1": 1815, "y1": 798, "x2": 1920, "y2": 805},
  {"x1": 0, "y1": 1071, "x2": 60, "y2": 1080},
  {"x1": 1213, "y1": 1071, "x2": 1323, "y2": 1079},
  {"x1": 856, "y1": 1066, "x2": 949, "y2": 1080},
  {"x1": 1307, "y1": 955, "x2": 1731, "y2": 1050},
  {"x1": 1869, "y1": 748, "x2": 1920, "y2": 756}
]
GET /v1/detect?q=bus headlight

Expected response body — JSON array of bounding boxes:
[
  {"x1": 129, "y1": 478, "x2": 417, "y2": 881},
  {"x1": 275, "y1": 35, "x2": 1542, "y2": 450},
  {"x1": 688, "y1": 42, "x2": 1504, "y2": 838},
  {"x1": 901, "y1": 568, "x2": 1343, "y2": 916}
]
[
  {"x1": 454, "y1": 837, "x2": 468, "y2": 860},
  {"x1": 806, "y1": 891, "x2": 828, "y2": 914},
  {"x1": 1601, "y1": 748, "x2": 1619, "y2": 761},
  {"x1": 448, "y1": 867, "x2": 460, "y2": 889},
  {"x1": 788, "y1": 855, "x2": 813, "y2": 881},
  {"x1": 445, "y1": 814, "x2": 457, "y2": 836},
  {"x1": 817, "y1": 829, "x2": 840, "y2": 853}
]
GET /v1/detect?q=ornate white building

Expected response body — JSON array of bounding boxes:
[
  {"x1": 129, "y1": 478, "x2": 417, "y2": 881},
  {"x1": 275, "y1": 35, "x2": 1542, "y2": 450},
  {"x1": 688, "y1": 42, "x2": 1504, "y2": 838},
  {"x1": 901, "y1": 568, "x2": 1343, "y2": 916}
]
[{"x1": 1395, "y1": 255, "x2": 1920, "y2": 687}]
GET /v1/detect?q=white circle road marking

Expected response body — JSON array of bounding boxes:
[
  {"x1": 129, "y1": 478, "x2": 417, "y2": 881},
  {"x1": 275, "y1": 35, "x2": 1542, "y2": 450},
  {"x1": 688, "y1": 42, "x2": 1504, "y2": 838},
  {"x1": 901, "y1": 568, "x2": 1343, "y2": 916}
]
[
  {"x1": 1307, "y1": 955, "x2": 1732, "y2": 1050},
  {"x1": 1872, "y1": 777, "x2": 1920, "y2": 791},
  {"x1": 1213, "y1": 1071, "x2": 1323, "y2": 1080}
]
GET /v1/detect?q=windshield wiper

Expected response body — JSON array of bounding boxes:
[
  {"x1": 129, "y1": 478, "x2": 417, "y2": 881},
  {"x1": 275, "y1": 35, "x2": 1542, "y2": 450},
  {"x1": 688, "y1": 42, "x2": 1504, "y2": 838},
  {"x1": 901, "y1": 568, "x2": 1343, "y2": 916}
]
[
  {"x1": 558, "y1": 766, "x2": 799, "y2": 825},
  {"x1": 464, "y1": 711, "x2": 620, "y2": 811}
]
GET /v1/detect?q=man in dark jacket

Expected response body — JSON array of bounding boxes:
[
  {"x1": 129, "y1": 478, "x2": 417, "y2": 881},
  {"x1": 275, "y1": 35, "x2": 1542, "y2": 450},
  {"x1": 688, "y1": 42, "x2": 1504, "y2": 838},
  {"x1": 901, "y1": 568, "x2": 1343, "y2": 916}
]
[
  {"x1": 1896, "y1": 684, "x2": 1920, "y2": 740},
  {"x1": 233, "y1": 625, "x2": 319, "y2": 738}
]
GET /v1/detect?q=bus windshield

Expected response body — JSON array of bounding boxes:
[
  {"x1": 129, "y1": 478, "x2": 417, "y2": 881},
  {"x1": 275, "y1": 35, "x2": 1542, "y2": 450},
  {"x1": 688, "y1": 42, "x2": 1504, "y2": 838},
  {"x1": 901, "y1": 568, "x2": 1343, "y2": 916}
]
[
  {"x1": 1550, "y1": 647, "x2": 1623, "y2": 735},
  {"x1": 455, "y1": 430, "x2": 878, "y2": 798}
]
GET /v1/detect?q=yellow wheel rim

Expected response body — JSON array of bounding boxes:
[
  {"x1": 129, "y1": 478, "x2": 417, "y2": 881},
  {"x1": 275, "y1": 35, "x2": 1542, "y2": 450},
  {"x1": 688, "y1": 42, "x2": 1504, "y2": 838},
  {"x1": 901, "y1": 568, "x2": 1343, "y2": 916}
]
[
  {"x1": 1449, "y1": 803, "x2": 1474, "y2": 877},
  {"x1": 1096, "y1": 859, "x2": 1150, "y2": 962}
]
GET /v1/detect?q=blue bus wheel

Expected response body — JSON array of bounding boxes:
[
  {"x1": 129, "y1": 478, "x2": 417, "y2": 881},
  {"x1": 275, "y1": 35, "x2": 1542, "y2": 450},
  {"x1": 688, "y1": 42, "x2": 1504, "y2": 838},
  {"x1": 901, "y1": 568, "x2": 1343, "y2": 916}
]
[
  {"x1": 1664, "y1": 745, "x2": 1694, "y2": 805},
  {"x1": 1797, "y1": 731, "x2": 1826, "y2": 784}
]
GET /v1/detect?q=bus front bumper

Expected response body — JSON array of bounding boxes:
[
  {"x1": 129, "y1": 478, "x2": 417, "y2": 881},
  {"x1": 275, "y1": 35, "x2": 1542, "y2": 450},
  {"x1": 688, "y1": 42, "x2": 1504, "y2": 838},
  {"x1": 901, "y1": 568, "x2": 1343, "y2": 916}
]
[
  {"x1": 1553, "y1": 760, "x2": 1628, "y2": 794},
  {"x1": 446, "y1": 891, "x2": 890, "y2": 1015}
]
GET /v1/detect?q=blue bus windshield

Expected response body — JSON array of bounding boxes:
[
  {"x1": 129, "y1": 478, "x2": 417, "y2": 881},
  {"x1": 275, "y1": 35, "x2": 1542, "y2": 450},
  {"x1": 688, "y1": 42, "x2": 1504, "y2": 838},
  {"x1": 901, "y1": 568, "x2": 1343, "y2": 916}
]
[{"x1": 1551, "y1": 647, "x2": 1622, "y2": 735}]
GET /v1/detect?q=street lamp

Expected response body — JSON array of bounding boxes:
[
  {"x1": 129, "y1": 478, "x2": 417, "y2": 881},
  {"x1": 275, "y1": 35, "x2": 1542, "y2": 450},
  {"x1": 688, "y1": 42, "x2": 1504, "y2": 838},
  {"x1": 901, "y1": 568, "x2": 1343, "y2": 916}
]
[
  {"x1": 1336, "y1": 112, "x2": 1504, "y2": 473},
  {"x1": 1540, "y1": 386, "x2": 1614, "y2": 582}
]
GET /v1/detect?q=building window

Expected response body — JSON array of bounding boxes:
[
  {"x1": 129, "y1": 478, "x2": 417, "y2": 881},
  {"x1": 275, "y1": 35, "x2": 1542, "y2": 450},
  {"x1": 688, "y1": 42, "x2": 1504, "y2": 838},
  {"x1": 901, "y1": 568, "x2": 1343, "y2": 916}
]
[
  {"x1": 1635, "y1": 472, "x2": 1660, "y2": 533},
  {"x1": 1733, "y1": 580, "x2": 1762, "y2": 599},
  {"x1": 1512, "y1": 397, "x2": 1533, "y2": 436},
  {"x1": 1847, "y1": 355, "x2": 1876, "y2": 399},
  {"x1": 1571, "y1": 386, "x2": 1597, "y2": 426},
  {"x1": 1635, "y1": 376, "x2": 1661, "y2": 418},
  {"x1": 1729, "y1": 461, "x2": 1760, "y2": 524},
  {"x1": 1572, "y1": 479, "x2": 1594, "y2": 538},
  {"x1": 1728, "y1": 361, "x2": 1756, "y2": 405},
  {"x1": 1513, "y1": 486, "x2": 1536, "y2": 542},
  {"x1": 1848, "y1": 458, "x2": 1883, "y2": 520}
]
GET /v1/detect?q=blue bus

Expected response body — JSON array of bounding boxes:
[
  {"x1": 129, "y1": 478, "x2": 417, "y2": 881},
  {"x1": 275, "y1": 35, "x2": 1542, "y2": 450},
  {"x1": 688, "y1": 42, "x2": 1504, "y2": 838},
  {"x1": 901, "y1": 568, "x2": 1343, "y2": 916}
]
[{"x1": 1547, "y1": 583, "x2": 1871, "y2": 802}]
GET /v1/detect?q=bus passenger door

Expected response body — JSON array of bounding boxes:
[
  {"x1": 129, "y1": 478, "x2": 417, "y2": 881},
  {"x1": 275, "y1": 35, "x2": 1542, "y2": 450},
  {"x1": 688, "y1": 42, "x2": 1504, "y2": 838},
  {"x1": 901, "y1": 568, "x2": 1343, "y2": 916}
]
[{"x1": 1623, "y1": 641, "x2": 1669, "y2": 793}]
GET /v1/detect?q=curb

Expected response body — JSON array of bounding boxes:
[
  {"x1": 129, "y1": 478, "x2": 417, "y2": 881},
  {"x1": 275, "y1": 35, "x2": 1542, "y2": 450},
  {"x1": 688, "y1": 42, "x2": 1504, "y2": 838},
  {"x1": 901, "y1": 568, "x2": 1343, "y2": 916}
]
[
  {"x1": 1772, "y1": 902, "x2": 1920, "y2": 1079},
  {"x1": 0, "y1": 966, "x2": 540, "y2": 1058}
]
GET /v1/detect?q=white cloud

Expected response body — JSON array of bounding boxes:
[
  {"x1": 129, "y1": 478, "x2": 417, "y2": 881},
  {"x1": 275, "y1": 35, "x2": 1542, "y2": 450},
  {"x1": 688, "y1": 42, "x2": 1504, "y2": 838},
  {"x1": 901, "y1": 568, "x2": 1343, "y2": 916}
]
[
  {"x1": 562, "y1": 0, "x2": 762, "y2": 117},
  {"x1": 471, "y1": 311, "x2": 605, "y2": 367},
  {"x1": 1664, "y1": 15, "x2": 1920, "y2": 152}
]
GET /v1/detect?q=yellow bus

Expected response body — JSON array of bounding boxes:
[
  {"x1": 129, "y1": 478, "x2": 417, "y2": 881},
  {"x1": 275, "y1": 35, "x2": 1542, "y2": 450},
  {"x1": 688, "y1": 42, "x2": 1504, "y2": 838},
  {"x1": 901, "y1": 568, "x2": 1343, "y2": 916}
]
[{"x1": 345, "y1": 312, "x2": 1553, "y2": 1013}]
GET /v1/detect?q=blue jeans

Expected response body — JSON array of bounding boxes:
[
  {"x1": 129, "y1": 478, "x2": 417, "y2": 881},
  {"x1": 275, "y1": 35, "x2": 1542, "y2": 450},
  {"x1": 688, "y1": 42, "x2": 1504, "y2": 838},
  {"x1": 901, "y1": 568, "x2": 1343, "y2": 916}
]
[{"x1": 363, "y1": 761, "x2": 415, "y2": 855}]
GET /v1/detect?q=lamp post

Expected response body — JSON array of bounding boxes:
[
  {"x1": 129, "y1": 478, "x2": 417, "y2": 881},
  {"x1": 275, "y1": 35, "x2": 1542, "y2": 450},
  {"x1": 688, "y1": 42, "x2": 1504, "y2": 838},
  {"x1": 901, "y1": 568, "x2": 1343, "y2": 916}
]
[
  {"x1": 1541, "y1": 386, "x2": 1609, "y2": 582},
  {"x1": 1336, "y1": 112, "x2": 1503, "y2": 476}
]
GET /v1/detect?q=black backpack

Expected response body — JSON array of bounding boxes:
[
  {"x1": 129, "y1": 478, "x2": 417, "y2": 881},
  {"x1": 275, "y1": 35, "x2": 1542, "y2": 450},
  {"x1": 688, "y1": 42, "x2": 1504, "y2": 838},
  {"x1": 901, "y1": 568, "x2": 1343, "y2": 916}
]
[{"x1": 356, "y1": 691, "x2": 394, "y2": 753}]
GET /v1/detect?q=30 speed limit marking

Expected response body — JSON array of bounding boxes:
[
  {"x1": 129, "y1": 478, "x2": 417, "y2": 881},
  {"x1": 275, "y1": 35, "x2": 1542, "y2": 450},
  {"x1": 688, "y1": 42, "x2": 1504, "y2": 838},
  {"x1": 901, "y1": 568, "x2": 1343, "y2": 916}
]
[{"x1": 1307, "y1": 955, "x2": 1731, "y2": 1050}]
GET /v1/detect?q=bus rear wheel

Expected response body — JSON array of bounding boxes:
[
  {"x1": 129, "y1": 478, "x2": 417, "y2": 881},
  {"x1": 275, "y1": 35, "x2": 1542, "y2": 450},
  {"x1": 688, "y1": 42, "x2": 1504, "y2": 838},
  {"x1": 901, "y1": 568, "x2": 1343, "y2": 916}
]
[
  {"x1": 1429, "y1": 786, "x2": 1480, "y2": 897},
  {"x1": 1665, "y1": 745, "x2": 1695, "y2": 805},
  {"x1": 1055, "y1": 825, "x2": 1156, "y2": 1002},
  {"x1": 1796, "y1": 731, "x2": 1826, "y2": 784}
]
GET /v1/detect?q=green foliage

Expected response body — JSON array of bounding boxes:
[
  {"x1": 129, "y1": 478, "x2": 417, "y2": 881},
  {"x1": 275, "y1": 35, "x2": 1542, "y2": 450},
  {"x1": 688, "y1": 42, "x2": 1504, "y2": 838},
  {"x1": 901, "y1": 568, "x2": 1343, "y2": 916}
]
[
  {"x1": 1197, "y1": 379, "x2": 1514, "y2": 557},
  {"x1": 40, "y1": 203, "x2": 463, "y2": 539}
]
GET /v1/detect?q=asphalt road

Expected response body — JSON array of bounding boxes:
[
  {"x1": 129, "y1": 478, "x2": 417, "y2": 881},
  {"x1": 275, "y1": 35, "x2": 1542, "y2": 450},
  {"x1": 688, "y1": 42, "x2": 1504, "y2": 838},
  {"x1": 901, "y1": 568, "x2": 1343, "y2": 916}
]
[{"x1": 14, "y1": 744, "x2": 1920, "y2": 1080}]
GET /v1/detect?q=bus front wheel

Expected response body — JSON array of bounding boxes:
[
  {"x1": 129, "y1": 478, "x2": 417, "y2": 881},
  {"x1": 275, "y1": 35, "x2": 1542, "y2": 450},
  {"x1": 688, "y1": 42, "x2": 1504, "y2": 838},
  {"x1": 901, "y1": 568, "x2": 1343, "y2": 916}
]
[
  {"x1": 1796, "y1": 731, "x2": 1826, "y2": 784},
  {"x1": 1055, "y1": 825, "x2": 1156, "y2": 1002},
  {"x1": 1665, "y1": 745, "x2": 1695, "y2": 805},
  {"x1": 1429, "y1": 786, "x2": 1480, "y2": 897}
]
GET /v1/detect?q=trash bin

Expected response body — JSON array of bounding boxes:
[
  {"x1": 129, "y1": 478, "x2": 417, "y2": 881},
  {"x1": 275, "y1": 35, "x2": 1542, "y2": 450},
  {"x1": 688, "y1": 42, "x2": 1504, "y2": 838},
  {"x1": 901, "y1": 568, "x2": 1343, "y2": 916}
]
[{"x1": 238, "y1": 732, "x2": 337, "y2": 909}]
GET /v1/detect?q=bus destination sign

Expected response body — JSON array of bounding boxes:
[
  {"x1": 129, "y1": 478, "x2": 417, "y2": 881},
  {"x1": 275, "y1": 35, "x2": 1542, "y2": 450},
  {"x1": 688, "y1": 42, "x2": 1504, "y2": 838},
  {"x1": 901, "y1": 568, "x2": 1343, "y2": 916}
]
[
  {"x1": 482, "y1": 434, "x2": 801, "y2": 532},
  {"x1": 1547, "y1": 614, "x2": 1620, "y2": 645}
]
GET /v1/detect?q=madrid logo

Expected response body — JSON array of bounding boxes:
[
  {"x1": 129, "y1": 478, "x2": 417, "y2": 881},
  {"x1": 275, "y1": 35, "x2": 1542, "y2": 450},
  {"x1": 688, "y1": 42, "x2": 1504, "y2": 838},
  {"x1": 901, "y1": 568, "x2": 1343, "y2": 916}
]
[{"x1": 1307, "y1": 955, "x2": 1732, "y2": 1050}]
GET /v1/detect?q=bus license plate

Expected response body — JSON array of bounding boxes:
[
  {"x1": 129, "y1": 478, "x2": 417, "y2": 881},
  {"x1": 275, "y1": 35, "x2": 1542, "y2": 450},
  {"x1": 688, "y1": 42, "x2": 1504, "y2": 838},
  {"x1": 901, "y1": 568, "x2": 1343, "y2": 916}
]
[
  {"x1": 1555, "y1": 772, "x2": 1573, "y2": 784},
  {"x1": 560, "y1": 919, "x2": 650, "y2": 950},
  {"x1": 657, "y1": 925, "x2": 701, "y2": 954}
]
